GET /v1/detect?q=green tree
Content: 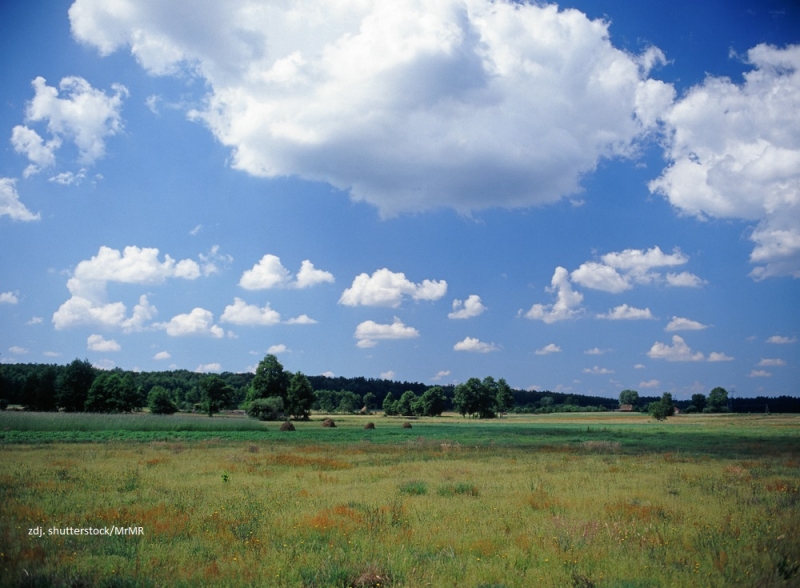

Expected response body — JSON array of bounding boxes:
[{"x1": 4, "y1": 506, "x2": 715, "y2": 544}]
[
  {"x1": 707, "y1": 387, "x2": 729, "y2": 412},
  {"x1": 417, "y1": 386, "x2": 446, "y2": 417},
  {"x1": 58, "y1": 359, "x2": 95, "y2": 412},
  {"x1": 363, "y1": 392, "x2": 377, "y2": 411},
  {"x1": 247, "y1": 397, "x2": 284, "y2": 420},
  {"x1": 286, "y1": 372, "x2": 315, "y2": 420},
  {"x1": 619, "y1": 389, "x2": 639, "y2": 407},
  {"x1": 201, "y1": 375, "x2": 233, "y2": 417},
  {"x1": 247, "y1": 354, "x2": 289, "y2": 404},
  {"x1": 649, "y1": 392, "x2": 675, "y2": 421},
  {"x1": 689, "y1": 393, "x2": 706, "y2": 412},
  {"x1": 495, "y1": 378, "x2": 514, "y2": 413},
  {"x1": 337, "y1": 391, "x2": 361, "y2": 413},
  {"x1": 85, "y1": 372, "x2": 125, "y2": 412},
  {"x1": 396, "y1": 391, "x2": 418, "y2": 417},
  {"x1": 454, "y1": 377, "x2": 496, "y2": 419},
  {"x1": 148, "y1": 386, "x2": 178, "y2": 415},
  {"x1": 382, "y1": 392, "x2": 398, "y2": 416},
  {"x1": 22, "y1": 368, "x2": 57, "y2": 412}
]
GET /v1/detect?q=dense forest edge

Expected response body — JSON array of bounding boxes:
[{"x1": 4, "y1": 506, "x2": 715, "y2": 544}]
[{"x1": 1, "y1": 357, "x2": 798, "y2": 418}]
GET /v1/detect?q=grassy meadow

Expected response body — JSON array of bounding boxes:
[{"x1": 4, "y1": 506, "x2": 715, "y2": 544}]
[{"x1": 1, "y1": 412, "x2": 799, "y2": 587}]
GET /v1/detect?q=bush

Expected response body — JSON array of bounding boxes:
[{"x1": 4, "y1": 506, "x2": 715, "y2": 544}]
[
  {"x1": 147, "y1": 386, "x2": 178, "y2": 415},
  {"x1": 247, "y1": 396, "x2": 284, "y2": 421}
]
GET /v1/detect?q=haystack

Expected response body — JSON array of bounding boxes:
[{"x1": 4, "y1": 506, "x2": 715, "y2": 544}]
[
  {"x1": 402, "y1": 421, "x2": 412, "y2": 429},
  {"x1": 364, "y1": 422, "x2": 375, "y2": 430},
  {"x1": 322, "y1": 418, "x2": 336, "y2": 428},
  {"x1": 279, "y1": 421, "x2": 295, "y2": 431}
]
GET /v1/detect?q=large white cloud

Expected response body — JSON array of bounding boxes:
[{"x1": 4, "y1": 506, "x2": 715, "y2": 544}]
[
  {"x1": 340, "y1": 268, "x2": 446, "y2": 307},
  {"x1": 239, "y1": 254, "x2": 333, "y2": 290},
  {"x1": 0, "y1": 178, "x2": 40, "y2": 222},
  {"x1": 53, "y1": 246, "x2": 201, "y2": 330},
  {"x1": 522, "y1": 267, "x2": 583, "y2": 323},
  {"x1": 649, "y1": 44, "x2": 800, "y2": 279},
  {"x1": 220, "y1": 297, "x2": 281, "y2": 326},
  {"x1": 448, "y1": 294, "x2": 486, "y2": 319},
  {"x1": 647, "y1": 335, "x2": 732, "y2": 363},
  {"x1": 158, "y1": 308, "x2": 224, "y2": 338},
  {"x1": 11, "y1": 76, "x2": 127, "y2": 175},
  {"x1": 87, "y1": 334, "x2": 121, "y2": 352},
  {"x1": 354, "y1": 317, "x2": 419, "y2": 348},
  {"x1": 69, "y1": 0, "x2": 674, "y2": 216}
]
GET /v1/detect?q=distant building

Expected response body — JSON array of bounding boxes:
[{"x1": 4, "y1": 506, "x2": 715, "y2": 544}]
[{"x1": 619, "y1": 404, "x2": 633, "y2": 412}]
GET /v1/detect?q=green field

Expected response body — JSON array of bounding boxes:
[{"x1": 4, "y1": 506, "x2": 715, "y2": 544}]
[{"x1": 1, "y1": 412, "x2": 799, "y2": 587}]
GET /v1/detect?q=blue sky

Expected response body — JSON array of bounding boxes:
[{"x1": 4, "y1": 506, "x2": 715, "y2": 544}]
[{"x1": 1, "y1": 0, "x2": 798, "y2": 399}]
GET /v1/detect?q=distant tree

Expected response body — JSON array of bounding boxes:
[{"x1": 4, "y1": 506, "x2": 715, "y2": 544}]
[
  {"x1": 707, "y1": 387, "x2": 729, "y2": 412},
  {"x1": 23, "y1": 368, "x2": 58, "y2": 412},
  {"x1": 148, "y1": 386, "x2": 178, "y2": 415},
  {"x1": 454, "y1": 378, "x2": 497, "y2": 419},
  {"x1": 396, "y1": 391, "x2": 418, "y2": 417},
  {"x1": 201, "y1": 375, "x2": 234, "y2": 417},
  {"x1": 286, "y1": 372, "x2": 315, "y2": 420},
  {"x1": 85, "y1": 372, "x2": 125, "y2": 412},
  {"x1": 649, "y1": 392, "x2": 675, "y2": 421},
  {"x1": 689, "y1": 393, "x2": 706, "y2": 412},
  {"x1": 58, "y1": 359, "x2": 96, "y2": 412},
  {"x1": 417, "y1": 386, "x2": 446, "y2": 417},
  {"x1": 116, "y1": 373, "x2": 143, "y2": 412},
  {"x1": 495, "y1": 378, "x2": 514, "y2": 413},
  {"x1": 382, "y1": 392, "x2": 398, "y2": 416},
  {"x1": 363, "y1": 392, "x2": 377, "y2": 411},
  {"x1": 315, "y1": 389, "x2": 338, "y2": 413},
  {"x1": 247, "y1": 354, "x2": 289, "y2": 404},
  {"x1": 337, "y1": 391, "x2": 362, "y2": 414},
  {"x1": 247, "y1": 396, "x2": 284, "y2": 421},
  {"x1": 619, "y1": 389, "x2": 639, "y2": 407}
]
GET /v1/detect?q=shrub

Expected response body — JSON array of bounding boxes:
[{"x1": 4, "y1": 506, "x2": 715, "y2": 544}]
[
  {"x1": 147, "y1": 386, "x2": 178, "y2": 415},
  {"x1": 247, "y1": 396, "x2": 284, "y2": 421},
  {"x1": 399, "y1": 480, "x2": 427, "y2": 495}
]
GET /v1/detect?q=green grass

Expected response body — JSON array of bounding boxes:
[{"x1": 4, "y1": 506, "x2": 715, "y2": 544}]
[{"x1": 1, "y1": 412, "x2": 799, "y2": 587}]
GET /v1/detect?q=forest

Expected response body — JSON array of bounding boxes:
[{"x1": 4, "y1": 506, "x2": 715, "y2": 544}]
[{"x1": 1, "y1": 356, "x2": 798, "y2": 416}]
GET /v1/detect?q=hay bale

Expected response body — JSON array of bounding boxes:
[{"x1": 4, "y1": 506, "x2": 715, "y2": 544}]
[
  {"x1": 402, "y1": 421, "x2": 412, "y2": 429},
  {"x1": 322, "y1": 418, "x2": 336, "y2": 428},
  {"x1": 279, "y1": 421, "x2": 295, "y2": 432},
  {"x1": 364, "y1": 422, "x2": 375, "y2": 430}
]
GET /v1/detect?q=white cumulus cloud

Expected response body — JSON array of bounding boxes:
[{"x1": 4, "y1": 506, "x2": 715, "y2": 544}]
[
  {"x1": 354, "y1": 317, "x2": 419, "y2": 348},
  {"x1": 158, "y1": 308, "x2": 224, "y2": 338},
  {"x1": 665, "y1": 316, "x2": 709, "y2": 332},
  {"x1": 523, "y1": 267, "x2": 583, "y2": 323},
  {"x1": 597, "y1": 304, "x2": 654, "y2": 320},
  {"x1": 266, "y1": 344, "x2": 288, "y2": 354},
  {"x1": 535, "y1": 343, "x2": 561, "y2": 355},
  {"x1": 153, "y1": 351, "x2": 171, "y2": 360},
  {"x1": 767, "y1": 335, "x2": 797, "y2": 344},
  {"x1": 453, "y1": 336, "x2": 499, "y2": 353},
  {"x1": 572, "y1": 246, "x2": 698, "y2": 291},
  {"x1": 649, "y1": 44, "x2": 800, "y2": 279},
  {"x1": 583, "y1": 366, "x2": 614, "y2": 375},
  {"x1": 707, "y1": 352, "x2": 734, "y2": 362},
  {"x1": 748, "y1": 369, "x2": 772, "y2": 378},
  {"x1": 647, "y1": 335, "x2": 705, "y2": 362},
  {"x1": 448, "y1": 294, "x2": 486, "y2": 319},
  {"x1": 69, "y1": 0, "x2": 674, "y2": 217},
  {"x1": 285, "y1": 314, "x2": 318, "y2": 325},
  {"x1": 0, "y1": 291, "x2": 19, "y2": 304},
  {"x1": 239, "y1": 254, "x2": 333, "y2": 290},
  {"x1": 758, "y1": 358, "x2": 786, "y2": 367},
  {"x1": 220, "y1": 297, "x2": 281, "y2": 326},
  {"x1": 340, "y1": 268, "x2": 446, "y2": 308},
  {"x1": 196, "y1": 363, "x2": 222, "y2": 373},
  {"x1": 0, "y1": 178, "x2": 40, "y2": 221},
  {"x1": 87, "y1": 334, "x2": 121, "y2": 352},
  {"x1": 639, "y1": 379, "x2": 660, "y2": 389}
]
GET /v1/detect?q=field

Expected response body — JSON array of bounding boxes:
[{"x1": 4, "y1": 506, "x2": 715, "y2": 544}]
[{"x1": 1, "y1": 412, "x2": 799, "y2": 587}]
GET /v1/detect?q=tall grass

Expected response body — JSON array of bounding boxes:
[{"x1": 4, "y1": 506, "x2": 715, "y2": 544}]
[{"x1": 0, "y1": 411, "x2": 269, "y2": 432}]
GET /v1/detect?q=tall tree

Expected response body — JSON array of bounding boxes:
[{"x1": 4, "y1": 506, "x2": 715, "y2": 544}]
[
  {"x1": 417, "y1": 386, "x2": 446, "y2": 416},
  {"x1": 247, "y1": 354, "x2": 289, "y2": 404},
  {"x1": 707, "y1": 387, "x2": 729, "y2": 412},
  {"x1": 201, "y1": 375, "x2": 233, "y2": 417},
  {"x1": 690, "y1": 393, "x2": 707, "y2": 412},
  {"x1": 495, "y1": 378, "x2": 514, "y2": 413},
  {"x1": 58, "y1": 359, "x2": 96, "y2": 412},
  {"x1": 619, "y1": 389, "x2": 639, "y2": 407},
  {"x1": 454, "y1": 378, "x2": 496, "y2": 418},
  {"x1": 286, "y1": 372, "x2": 315, "y2": 420}
]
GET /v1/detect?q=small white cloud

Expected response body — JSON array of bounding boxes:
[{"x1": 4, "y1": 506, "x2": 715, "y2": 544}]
[
  {"x1": 639, "y1": 379, "x2": 660, "y2": 388},
  {"x1": 584, "y1": 347, "x2": 610, "y2": 355},
  {"x1": 598, "y1": 304, "x2": 654, "y2": 320},
  {"x1": 9, "y1": 346, "x2": 28, "y2": 355},
  {"x1": 93, "y1": 359, "x2": 116, "y2": 370},
  {"x1": 453, "y1": 336, "x2": 500, "y2": 353},
  {"x1": 220, "y1": 298, "x2": 281, "y2": 326},
  {"x1": 380, "y1": 371, "x2": 396, "y2": 380},
  {"x1": 534, "y1": 343, "x2": 561, "y2": 355},
  {"x1": 634, "y1": 363, "x2": 646, "y2": 369},
  {"x1": 0, "y1": 291, "x2": 19, "y2": 304},
  {"x1": 748, "y1": 370, "x2": 772, "y2": 378},
  {"x1": 647, "y1": 335, "x2": 704, "y2": 362},
  {"x1": 665, "y1": 316, "x2": 709, "y2": 332},
  {"x1": 196, "y1": 363, "x2": 222, "y2": 373},
  {"x1": 523, "y1": 267, "x2": 583, "y2": 324},
  {"x1": 159, "y1": 308, "x2": 224, "y2": 338},
  {"x1": 0, "y1": 178, "x2": 40, "y2": 222},
  {"x1": 354, "y1": 317, "x2": 419, "y2": 348},
  {"x1": 285, "y1": 314, "x2": 318, "y2": 325},
  {"x1": 758, "y1": 358, "x2": 786, "y2": 367},
  {"x1": 189, "y1": 224, "x2": 203, "y2": 236},
  {"x1": 239, "y1": 254, "x2": 334, "y2": 290},
  {"x1": 582, "y1": 366, "x2": 614, "y2": 375},
  {"x1": 431, "y1": 370, "x2": 451, "y2": 381},
  {"x1": 321, "y1": 371, "x2": 335, "y2": 378},
  {"x1": 87, "y1": 334, "x2": 121, "y2": 352},
  {"x1": 707, "y1": 352, "x2": 734, "y2": 362},
  {"x1": 27, "y1": 316, "x2": 43, "y2": 325},
  {"x1": 43, "y1": 351, "x2": 61, "y2": 357},
  {"x1": 666, "y1": 271, "x2": 707, "y2": 288},
  {"x1": 198, "y1": 245, "x2": 233, "y2": 276},
  {"x1": 153, "y1": 351, "x2": 171, "y2": 360},
  {"x1": 767, "y1": 335, "x2": 797, "y2": 344},
  {"x1": 340, "y1": 268, "x2": 446, "y2": 307},
  {"x1": 448, "y1": 295, "x2": 487, "y2": 319},
  {"x1": 570, "y1": 262, "x2": 630, "y2": 293},
  {"x1": 267, "y1": 344, "x2": 288, "y2": 354},
  {"x1": 49, "y1": 169, "x2": 87, "y2": 186}
]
